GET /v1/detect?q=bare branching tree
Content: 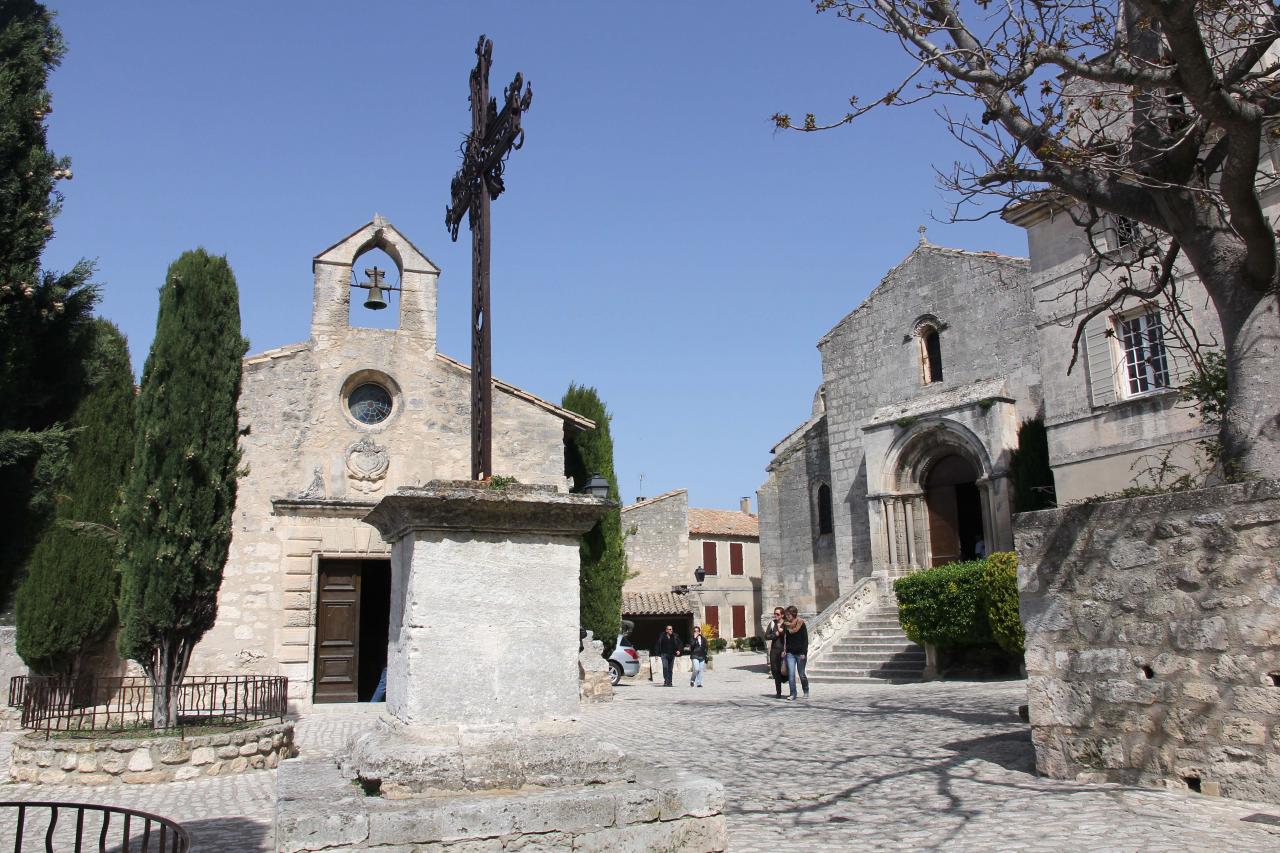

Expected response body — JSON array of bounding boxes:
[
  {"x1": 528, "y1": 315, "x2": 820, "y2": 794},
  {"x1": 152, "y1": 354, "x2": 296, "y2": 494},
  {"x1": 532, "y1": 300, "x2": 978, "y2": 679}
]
[{"x1": 776, "y1": 1, "x2": 1280, "y2": 478}]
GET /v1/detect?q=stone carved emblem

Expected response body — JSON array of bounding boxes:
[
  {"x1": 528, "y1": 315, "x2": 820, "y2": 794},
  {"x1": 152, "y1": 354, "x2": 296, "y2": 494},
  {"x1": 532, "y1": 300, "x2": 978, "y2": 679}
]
[{"x1": 346, "y1": 436, "x2": 390, "y2": 494}]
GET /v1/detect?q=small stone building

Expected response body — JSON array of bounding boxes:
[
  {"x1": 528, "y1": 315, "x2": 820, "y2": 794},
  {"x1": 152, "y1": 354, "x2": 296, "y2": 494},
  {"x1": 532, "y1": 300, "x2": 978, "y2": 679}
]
[
  {"x1": 621, "y1": 490, "x2": 761, "y2": 650},
  {"x1": 758, "y1": 235, "x2": 1040, "y2": 618},
  {"x1": 184, "y1": 218, "x2": 592, "y2": 707}
]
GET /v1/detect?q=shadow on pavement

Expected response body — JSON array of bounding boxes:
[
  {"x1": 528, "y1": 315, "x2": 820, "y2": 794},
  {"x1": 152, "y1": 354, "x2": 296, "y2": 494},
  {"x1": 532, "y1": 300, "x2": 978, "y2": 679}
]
[
  {"x1": 182, "y1": 816, "x2": 272, "y2": 853},
  {"x1": 943, "y1": 729, "x2": 1036, "y2": 774}
]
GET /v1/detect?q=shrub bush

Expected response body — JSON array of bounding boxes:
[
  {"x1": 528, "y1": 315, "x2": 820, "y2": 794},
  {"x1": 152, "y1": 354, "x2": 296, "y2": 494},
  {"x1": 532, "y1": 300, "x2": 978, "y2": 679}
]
[
  {"x1": 982, "y1": 552, "x2": 1024, "y2": 655},
  {"x1": 710, "y1": 637, "x2": 728, "y2": 652},
  {"x1": 893, "y1": 560, "x2": 994, "y2": 647},
  {"x1": 747, "y1": 635, "x2": 765, "y2": 652}
]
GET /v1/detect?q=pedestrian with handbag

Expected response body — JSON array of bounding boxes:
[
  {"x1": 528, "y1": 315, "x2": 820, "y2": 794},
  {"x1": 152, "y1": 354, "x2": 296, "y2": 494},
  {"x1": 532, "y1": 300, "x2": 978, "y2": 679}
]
[
  {"x1": 688, "y1": 626, "x2": 708, "y2": 687},
  {"x1": 764, "y1": 607, "x2": 787, "y2": 698},
  {"x1": 784, "y1": 605, "x2": 810, "y2": 700}
]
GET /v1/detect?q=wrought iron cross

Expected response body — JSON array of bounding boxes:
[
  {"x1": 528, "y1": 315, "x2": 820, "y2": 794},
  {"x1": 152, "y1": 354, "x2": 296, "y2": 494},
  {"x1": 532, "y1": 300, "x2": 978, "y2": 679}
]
[{"x1": 445, "y1": 35, "x2": 532, "y2": 480}]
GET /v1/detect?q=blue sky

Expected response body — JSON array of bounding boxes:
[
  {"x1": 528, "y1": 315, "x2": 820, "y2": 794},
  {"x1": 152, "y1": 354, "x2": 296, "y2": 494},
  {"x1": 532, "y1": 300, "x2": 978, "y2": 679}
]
[{"x1": 41, "y1": 2, "x2": 1025, "y2": 512}]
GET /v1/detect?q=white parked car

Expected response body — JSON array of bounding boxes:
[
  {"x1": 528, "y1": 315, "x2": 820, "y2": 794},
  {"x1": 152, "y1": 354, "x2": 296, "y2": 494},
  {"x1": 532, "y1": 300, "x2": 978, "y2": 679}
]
[{"x1": 607, "y1": 634, "x2": 640, "y2": 685}]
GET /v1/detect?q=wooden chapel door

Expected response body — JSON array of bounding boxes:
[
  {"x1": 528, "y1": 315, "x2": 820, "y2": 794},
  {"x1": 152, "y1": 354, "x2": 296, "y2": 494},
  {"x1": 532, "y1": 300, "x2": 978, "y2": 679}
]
[{"x1": 314, "y1": 560, "x2": 361, "y2": 702}]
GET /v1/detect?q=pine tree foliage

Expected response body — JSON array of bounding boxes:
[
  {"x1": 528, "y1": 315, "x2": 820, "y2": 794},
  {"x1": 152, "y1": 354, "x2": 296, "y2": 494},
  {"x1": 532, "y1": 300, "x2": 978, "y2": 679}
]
[
  {"x1": 16, "y1": 320, "x2": 135, "y2": 677},
  {"x1": 0, "y1": 1, "x2": 97, "y2": 606},
  {"x1": 117, "y1": 250, "x2": 246, "y2": 726},
  {"x1": 561, "y1": 384, "x2": 626, "y2": 651}
]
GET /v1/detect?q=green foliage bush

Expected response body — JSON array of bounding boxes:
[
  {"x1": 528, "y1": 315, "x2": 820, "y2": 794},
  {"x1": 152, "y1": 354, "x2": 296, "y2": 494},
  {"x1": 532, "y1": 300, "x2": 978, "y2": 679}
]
[
  {"x1": 747, "y1": 635, "x2": 765, "y2": 652},
  {"x1": 894, "y1": 560, "x2": 994, "y2": 647},
  {"x1": 710, "y1": 637, "x2": 728, "y2": 652},
  {"x1": 982, "y1": 552, "x2": 1025, "y2": 655},
  {"x1": 894, "y1": 552, "x2": 1024, "y2": 656}
]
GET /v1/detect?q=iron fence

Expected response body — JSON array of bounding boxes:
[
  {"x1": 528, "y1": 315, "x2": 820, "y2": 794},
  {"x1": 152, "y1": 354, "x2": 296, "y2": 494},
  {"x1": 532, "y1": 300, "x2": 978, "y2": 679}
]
[
  {"x1": 8, "y1": 676, "x2": 27, "y2": 709},
  {"x1": 20, "y1": 675, "x2": 287, "y2": 736},
  {"x1": 0, "y1": 801, "x2": 189, "y2": 852}
]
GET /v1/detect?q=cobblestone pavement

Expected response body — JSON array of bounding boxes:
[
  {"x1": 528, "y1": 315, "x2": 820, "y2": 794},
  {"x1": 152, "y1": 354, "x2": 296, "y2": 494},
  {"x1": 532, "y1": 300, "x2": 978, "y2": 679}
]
[{"x1": 0, "y1": 658, "x2": 1277, "y2": 851}]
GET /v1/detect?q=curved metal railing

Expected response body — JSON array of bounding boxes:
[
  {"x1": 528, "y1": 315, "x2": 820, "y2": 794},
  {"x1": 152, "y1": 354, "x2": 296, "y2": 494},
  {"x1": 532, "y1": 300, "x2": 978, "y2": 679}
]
[{"x1": 0, "y1": 801, "x2": 189, "y2": 852}]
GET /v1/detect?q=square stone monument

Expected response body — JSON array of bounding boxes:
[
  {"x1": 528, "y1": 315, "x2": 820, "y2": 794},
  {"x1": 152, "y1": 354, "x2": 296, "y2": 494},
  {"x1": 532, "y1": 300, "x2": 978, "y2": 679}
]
[{"x1": 276, "y1": 481, "x2": 726, "y2": 851}]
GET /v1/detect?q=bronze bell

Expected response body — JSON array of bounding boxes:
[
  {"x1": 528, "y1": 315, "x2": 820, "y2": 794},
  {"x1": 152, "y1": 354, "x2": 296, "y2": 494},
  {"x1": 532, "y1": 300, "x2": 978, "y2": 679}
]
[
  {"x1": 363, "y1": 283, "x2": 388, "y2": 311},
  {"x1": 361, "y1": 266, "x2": 389, "y2": 310}
]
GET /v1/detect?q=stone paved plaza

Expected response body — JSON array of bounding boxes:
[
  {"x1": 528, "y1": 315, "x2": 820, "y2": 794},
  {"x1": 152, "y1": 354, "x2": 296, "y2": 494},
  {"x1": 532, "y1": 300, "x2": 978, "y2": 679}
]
[{"x1": 2, "y1": 654, "x2": 1279, "y2": 851}]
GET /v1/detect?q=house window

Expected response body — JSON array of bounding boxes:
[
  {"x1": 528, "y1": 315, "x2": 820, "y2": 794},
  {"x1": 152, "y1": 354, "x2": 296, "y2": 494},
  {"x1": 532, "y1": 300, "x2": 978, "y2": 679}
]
[
  {"x1": 702, "y1": 541, "x2": 718, "y2": 575},
  {"x1": 731, "y1": 605, "x2": 746, "y2": 639},
  {"x1": 704, "y1": 605, "x2": 719, "y2": 637},
  {"x1": 816, "y1": 483, "x2": 833, "y2": 535},
  {"x1": 1116, "y1": 310, "x2": 1170, "y2": 396},
  {"x1": 1113, "y1": 216, "x2": 1140, "y2": 250},
  {"x1": 921, "y1": 326, "x2": 943, "y2": 383},
  {"x1": 729, "y1": 542, "x2": 744, "y2": 575}
]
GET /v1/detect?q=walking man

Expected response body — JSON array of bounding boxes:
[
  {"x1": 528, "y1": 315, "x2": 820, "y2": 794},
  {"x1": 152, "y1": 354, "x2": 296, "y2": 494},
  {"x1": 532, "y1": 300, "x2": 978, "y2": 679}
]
[{"x1": 654, "y1": 624, "x2": 682, "y2": 687}]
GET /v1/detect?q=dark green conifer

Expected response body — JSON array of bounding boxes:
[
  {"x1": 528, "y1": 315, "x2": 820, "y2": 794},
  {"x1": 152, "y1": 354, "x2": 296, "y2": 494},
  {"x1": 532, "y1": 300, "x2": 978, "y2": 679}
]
[
  {"x1": 116, "y1": 250, "x2": 246, "y2": 726},
  {"x1": 1009, "y1": 417, "x2": 1056, "y2": 512},
  {"x1": 562, "y1": 384, "x2": 626, "y2": 650},
  {"x1": 0, "y1": 1, "x2": 98, "y2": 605},
  {"x1": 16, "y1": 320, "x2": 135, "y2": 677}
]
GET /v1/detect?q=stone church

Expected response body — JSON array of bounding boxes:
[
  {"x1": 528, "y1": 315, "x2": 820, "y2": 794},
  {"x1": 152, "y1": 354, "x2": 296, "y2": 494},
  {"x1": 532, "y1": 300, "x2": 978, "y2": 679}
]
[
  {"x1": 184, "y1": 217, "x2": 593, "y2": 706},
  {"x1": 759, "y1": 234, "x2": 1040, "y2": 621}
]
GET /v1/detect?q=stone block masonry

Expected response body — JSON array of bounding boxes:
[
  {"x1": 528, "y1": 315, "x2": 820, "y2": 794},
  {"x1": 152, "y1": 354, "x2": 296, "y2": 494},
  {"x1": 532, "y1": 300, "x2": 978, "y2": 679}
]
[
  {"x1": 10, "y1": 721, "x2": 294, "y2": 786},
  {"x1": 1016, "y1": 479, "x2": 1280, "y2": 803}
]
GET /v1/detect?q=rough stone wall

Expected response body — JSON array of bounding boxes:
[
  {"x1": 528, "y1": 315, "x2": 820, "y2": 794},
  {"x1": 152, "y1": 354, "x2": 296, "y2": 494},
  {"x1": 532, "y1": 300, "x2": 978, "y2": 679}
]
[
  {"x1": 621, "y1": 491, "x2": 690, "y2": 593},
  {"x1": 758, "y1": 416, "x2": 832, "y2": 618},
  {"x1": 1016, "y1": 479, "x2": 1280, "y2": 804}
]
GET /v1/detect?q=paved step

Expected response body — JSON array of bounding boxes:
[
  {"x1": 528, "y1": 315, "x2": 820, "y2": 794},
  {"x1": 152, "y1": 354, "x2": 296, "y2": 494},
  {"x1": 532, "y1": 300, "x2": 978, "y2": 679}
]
[{"x1": 808, "y1": 605, "x2": 925, "y2": 684}]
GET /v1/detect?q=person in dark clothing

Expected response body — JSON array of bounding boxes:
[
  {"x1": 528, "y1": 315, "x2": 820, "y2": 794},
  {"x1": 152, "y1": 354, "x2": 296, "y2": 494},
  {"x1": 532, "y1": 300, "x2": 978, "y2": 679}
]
[
  {"x1": 784, "y1": 605, "x2": 810, "y2": 700},
  {"x1": 764, "y1": 607, "x2": 787, "y2": 698},
  {"x1": 688, "y1": 626, "x2": 709, "y2": 687},
  {"x1": 653, "y1": 624, "x2": 682, "y2": 686}
]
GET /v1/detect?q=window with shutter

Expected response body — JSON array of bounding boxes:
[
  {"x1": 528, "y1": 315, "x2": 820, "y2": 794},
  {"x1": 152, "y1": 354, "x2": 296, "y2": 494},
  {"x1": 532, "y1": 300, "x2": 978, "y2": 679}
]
[
  {"x1": 732, "y1": 605, "x2": 746, "y2": 639},
  {"x1": 702, "y1": 541, "x2": 718, "y2": 575},
  {"x1": 729, "y1": 542, "x2": 744, "y2": 575},
  {"x1": 704, "y1": 605, "x2": 719, "y2": 638},
  {"x1": 1084, "y1": 316, "x2": 1118, "y2": 407},
  {"x1": 1116, "y1": 310, "x2": 1170, "y2": 397}
]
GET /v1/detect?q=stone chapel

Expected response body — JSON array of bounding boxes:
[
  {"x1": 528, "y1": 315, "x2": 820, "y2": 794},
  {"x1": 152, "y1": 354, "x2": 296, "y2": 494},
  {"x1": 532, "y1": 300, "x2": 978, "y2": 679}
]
[{"x1": 185, "y1": 217, "x2": 593, "y2": 707}]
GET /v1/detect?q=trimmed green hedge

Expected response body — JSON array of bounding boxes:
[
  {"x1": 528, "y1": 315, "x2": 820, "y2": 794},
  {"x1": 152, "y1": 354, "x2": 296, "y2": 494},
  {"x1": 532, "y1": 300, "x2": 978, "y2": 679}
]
[
  {"x1": 893, "y1": 552, "x2": 1023, "y2": 654},
  {"x1": 982, "y1": 552, "x2": 1025, "y2": 655}
]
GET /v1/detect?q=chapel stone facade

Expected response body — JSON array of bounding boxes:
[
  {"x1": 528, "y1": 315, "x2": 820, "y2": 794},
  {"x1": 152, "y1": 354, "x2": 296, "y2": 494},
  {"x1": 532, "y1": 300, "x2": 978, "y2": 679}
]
[
  {"x1": 758, "y1": 236, "x2": 1039, "y2": 619},
  {"x1": 186, "y1": 218, "x2": 592, "y2": 707}
]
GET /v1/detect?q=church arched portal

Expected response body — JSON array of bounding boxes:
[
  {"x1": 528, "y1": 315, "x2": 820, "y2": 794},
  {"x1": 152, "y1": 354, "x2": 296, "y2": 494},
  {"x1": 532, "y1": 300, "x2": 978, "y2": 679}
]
[{"x1": 923, "y1": 454, "x2": 986, "y2": 566}]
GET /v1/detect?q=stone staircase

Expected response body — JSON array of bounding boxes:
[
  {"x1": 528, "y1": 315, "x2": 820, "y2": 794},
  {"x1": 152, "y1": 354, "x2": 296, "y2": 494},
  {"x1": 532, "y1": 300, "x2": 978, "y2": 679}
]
[{"x1": 807, "y1": 606, "x2": 926, "y2": 684}]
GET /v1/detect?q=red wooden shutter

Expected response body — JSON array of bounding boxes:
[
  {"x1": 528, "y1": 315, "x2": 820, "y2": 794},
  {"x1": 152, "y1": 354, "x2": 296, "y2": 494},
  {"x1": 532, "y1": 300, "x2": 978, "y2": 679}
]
[
  {"x1": 732, "y1": 605, "x2": 746, "y2": 639},
  {"x1": 702, "y1": 541, "x2": 718, "y2": 575},
  {"x1": 729, "y1": 542, "x2": 744, "y2": 575},
  {"x1": 704, "y1": 605, "x2": 719, "y2": 638}
]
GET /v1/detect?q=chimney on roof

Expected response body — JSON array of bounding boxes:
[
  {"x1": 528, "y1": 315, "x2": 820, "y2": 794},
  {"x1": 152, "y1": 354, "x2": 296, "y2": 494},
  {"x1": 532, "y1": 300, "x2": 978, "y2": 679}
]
[
  {"x1": 740, "y1": 497, "x2": 751, "y2": 514},
  {"x1": 635, "y1": 497, "x2": 646, "y2": 503}
]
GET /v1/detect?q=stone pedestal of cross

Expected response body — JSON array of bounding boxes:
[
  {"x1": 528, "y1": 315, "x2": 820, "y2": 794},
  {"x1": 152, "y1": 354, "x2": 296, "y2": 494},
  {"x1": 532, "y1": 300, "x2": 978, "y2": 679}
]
[{"x1": 445, "y1": 35, "x2": 532, "y2": 481}]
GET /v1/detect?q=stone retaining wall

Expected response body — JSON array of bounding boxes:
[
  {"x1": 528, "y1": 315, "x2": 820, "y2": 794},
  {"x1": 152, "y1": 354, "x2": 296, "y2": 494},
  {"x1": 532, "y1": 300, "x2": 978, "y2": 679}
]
[
  {"x1": 10, "y1": 721, "x2": 294, "y2": 786},
  {"x1": 1016, "y1": 480, "x2": 1280, "y2": 803}
]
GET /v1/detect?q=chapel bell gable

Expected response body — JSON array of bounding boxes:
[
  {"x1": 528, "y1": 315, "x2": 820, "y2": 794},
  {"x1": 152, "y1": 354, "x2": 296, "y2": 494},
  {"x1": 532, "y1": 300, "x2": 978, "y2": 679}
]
[{"x1": 310, "y1": 215, "x2": 441, "y2": 351}]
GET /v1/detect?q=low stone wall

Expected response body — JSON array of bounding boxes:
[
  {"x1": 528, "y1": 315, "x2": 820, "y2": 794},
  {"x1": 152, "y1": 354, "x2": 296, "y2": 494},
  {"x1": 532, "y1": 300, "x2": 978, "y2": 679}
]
[
  {"x1": 10, "y1": 721, "x2": 294, "y2": 786},
  {"x1": 1016, "y1": 479, "x2": 1280, "y2": 803}
]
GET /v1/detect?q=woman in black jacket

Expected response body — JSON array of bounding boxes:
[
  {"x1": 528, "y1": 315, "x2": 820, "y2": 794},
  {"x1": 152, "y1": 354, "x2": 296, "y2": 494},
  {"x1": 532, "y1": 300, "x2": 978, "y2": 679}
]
[
  {"x1": 688, "y1": 626, "x2": 709, "y2": 687},
  {"x1": 764, "y1": 607, "x2": 787, "y2": 697},
  {"x1": 784, "y1": 605, "x2": 810, "y2": 700}
]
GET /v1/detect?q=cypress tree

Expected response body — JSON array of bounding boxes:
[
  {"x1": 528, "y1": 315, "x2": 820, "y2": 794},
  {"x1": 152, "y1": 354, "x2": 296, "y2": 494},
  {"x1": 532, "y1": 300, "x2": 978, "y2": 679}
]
[
  {"x1": 116, "y1": 250, "x2": 246, "y2": 727},
  {"x1": 561, "y1": 384, "x2": 626, "y2": 651},
  {"x1": 1009, "y1": 418, "x2": 1056, "y2": 513},
  {"x1": 16, "y1": 320, "x2": 135, "y2": 678},
  {"x1": 0, "y1": 1, "x2": 98, "y2": 606}
]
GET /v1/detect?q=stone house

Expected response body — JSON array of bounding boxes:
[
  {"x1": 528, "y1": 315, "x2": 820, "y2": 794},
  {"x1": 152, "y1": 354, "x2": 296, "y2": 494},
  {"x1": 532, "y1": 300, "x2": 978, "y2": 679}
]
[
  {"x1": 183, "y1": 217, "x2": 593, "y2": 707},
  {"x1": 758, "y1": 235, "x2": 1040, "y2": 623},
  {"x1": 620, "y1": 490, "x2": 762, "y2": 651}
]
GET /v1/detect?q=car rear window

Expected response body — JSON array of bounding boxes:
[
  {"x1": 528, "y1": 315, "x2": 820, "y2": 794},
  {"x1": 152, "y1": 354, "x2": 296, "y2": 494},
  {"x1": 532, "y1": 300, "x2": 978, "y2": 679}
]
[{"x1": 618, "y1": 638, "x2": 634, "y2": 648}]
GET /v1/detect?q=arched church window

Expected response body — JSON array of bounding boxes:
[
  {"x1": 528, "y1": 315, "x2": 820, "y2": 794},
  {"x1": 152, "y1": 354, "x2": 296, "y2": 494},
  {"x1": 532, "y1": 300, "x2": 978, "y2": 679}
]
[
  {"x1": 348, "y1": 383, "x2": 393, "y2": 425},
  {"x1": 816, "y1": 483, "x2": 833, "y2": 535},
  {"x1": 921, "y1": 326, "x2": 943, "y2": 384}
]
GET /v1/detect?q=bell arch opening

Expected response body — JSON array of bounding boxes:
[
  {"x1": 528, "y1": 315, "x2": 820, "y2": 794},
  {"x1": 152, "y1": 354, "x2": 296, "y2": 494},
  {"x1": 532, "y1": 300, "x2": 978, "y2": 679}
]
[{"x1": 348, "y1": 246, "x2": 402, "y2": 331}]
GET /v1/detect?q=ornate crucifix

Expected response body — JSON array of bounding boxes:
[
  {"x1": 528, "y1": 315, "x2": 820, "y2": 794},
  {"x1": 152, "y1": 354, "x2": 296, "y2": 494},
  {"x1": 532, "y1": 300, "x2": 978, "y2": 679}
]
[{"x1": 445, "y1": 35, "x2": 532, "y2": 480}]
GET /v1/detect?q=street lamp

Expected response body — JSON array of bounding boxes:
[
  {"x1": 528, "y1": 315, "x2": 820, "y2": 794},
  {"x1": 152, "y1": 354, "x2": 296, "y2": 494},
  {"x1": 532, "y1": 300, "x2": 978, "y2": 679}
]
[
  {"x1": 694, "y1": 566, "x2": 706, "y2": 584},
  {"x1": 584, "y1": 473, "x2": 610, "y2": 499}
]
